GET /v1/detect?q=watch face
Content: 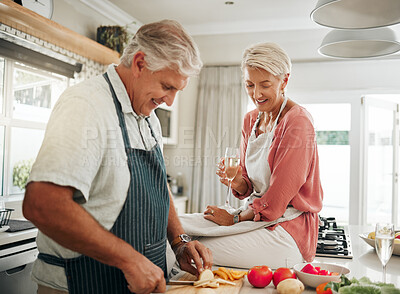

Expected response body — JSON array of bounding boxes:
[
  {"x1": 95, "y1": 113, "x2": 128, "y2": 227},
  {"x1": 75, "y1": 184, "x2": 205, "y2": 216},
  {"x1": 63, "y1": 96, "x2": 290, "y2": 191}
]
[
  {"x1": 181, "y1": 234, "x2": 191, "y2": 242},
  {"x1": 21, "y1": 0, "x2": 54, "y2": 19}
]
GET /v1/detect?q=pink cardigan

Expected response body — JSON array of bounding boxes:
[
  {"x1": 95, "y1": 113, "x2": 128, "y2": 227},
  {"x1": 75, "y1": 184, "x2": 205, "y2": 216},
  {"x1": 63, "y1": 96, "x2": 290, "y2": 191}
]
[{"x1": 233, "y1": 105, "x2": 323, "y2": 262}]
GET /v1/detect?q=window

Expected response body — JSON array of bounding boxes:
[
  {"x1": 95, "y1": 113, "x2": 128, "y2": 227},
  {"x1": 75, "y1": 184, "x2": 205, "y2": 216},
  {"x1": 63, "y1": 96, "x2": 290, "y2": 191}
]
[
  {"x1": 303, "y1": 104, "x2": 351, "y2": 225},
  {"x1": 246, "y1": 99, "x2": 352, "y2": 224},
  {"x1": 12, "y1": 64, "x2": 66, "y2": 122},
  {"x1": 0, "y1": 57, "x2": 69, "y2": 197}
]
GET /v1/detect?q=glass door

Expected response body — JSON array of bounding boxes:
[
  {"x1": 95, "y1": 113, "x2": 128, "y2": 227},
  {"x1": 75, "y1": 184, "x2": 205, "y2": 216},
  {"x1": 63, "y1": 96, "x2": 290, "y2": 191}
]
[
  {"x1": 362, "y1": 96, "x2": 399, "y2": 226},
  {"x1": 303, "y1": 103, "x2": 351, "y2": 225}
]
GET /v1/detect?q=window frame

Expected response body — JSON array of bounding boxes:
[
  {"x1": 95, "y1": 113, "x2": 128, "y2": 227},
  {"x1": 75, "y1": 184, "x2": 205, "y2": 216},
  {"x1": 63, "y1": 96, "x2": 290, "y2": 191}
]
[
  {"x1": 0, "y1": 57, "x2": 69, "y2": 198},
  {"x1": 286, "y1": 91, "x2": 363, "y2": 225}
]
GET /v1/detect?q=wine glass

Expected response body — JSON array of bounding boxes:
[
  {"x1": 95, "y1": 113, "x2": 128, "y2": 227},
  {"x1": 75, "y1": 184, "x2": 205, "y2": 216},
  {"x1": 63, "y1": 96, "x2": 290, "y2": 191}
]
[
  {"x1": 222, "y1": 147, "x2": 240, "y2": 213},
  {"x1": 375, "y1": 223, "x2": 395, "y2": 283}
]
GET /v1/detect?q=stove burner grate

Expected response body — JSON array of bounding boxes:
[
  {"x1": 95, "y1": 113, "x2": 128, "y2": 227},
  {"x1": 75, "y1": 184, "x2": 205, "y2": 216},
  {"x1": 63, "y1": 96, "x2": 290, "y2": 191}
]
[{"x1": 316, "y1": 216, "x2": 353, "y2": 259}]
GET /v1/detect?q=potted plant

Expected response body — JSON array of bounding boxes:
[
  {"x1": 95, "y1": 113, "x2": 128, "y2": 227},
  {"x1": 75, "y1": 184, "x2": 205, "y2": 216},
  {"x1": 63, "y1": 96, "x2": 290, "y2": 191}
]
[
  {"x1": 96, "y1": 25, "x2": 130, "y2": 55},
  {"x1": 13, "y1": 159, "x2": 34, "y2": 191}
]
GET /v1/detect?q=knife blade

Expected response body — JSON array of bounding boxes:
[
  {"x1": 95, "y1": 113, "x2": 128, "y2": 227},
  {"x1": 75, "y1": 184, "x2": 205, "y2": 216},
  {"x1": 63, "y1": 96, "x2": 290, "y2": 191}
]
[{"x1": 167, "y1": 280, "x2": 195, "y2": 286}]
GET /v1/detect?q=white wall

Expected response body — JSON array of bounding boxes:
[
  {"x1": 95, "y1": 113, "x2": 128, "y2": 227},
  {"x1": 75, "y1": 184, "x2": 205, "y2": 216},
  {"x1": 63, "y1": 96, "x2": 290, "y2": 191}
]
[
  {"x1": 289, "y1": 59, "x2": 400, "y2": 95},
  {"x1": 164, "y1": 77, "x2": 199, "y2": 196},
  {"x1": 52, "y1": 0, "x2": 114, "y2": 40},
  {"x1": 165, "y1": 38, "x2": 400, "y2": 197},
  {"x1": 46, "y1": 1, "x2": 400, "y2": 202}
]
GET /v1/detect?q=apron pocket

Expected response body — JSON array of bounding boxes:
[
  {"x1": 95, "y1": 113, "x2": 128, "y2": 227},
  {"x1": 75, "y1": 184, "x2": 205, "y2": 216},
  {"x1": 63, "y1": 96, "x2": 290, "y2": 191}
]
[{"x1": 144, "y1": 237, "x2": 167, "y2": 270}]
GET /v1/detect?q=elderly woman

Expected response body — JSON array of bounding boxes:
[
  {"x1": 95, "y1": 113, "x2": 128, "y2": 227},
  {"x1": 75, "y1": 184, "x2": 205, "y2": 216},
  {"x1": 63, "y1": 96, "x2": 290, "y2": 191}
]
[{"x1": 202, "y1": 43, "x2": 323, "y2": 269}]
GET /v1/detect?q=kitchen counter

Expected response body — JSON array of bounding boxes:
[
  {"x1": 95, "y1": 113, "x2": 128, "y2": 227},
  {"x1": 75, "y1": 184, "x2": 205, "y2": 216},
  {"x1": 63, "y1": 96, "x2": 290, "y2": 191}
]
[
  {"x1": 1, "y1": 225, "x2": 399, "y2": 293},
  {"x1": 169, "y1": 225, "x2": 400, "y2": 293},
  {"x1": 238, "y1": 225, "x2": 399, "y2": 293}
]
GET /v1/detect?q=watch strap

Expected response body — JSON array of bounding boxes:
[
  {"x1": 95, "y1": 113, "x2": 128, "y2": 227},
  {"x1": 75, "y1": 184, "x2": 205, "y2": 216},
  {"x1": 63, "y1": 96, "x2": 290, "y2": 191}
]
[{"x1": 171, "y1": 234, "x2": 191, "y2": 248}]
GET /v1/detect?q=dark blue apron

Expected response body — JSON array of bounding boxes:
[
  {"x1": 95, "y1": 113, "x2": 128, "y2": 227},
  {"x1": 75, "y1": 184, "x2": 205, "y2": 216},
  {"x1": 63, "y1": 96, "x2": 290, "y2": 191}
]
[{"x1": 38, "y1": 72, "x2": 170, "y2": 294}]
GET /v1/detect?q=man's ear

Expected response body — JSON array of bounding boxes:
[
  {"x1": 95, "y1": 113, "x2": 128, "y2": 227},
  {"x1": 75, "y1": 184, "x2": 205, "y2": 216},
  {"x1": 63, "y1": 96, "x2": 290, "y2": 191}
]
[{"x1": 131, "y1": 51, "x2": 146, "y2": 76}]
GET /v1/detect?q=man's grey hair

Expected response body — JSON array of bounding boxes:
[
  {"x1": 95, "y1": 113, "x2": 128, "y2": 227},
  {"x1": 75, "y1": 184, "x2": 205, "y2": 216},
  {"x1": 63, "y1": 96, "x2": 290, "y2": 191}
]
[
  {"x1": 241, "y1": 43, "x2": 292, "y2": 77},
  {"x1": 120, "y1": 19, "x2": 202, "y2": 77}
]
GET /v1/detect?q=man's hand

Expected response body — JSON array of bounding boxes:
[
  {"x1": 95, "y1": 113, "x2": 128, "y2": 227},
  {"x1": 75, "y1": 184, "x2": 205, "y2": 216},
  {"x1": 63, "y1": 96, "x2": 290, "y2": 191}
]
[
  {"x1": 121, "y1": 252, "x2": 166, "y2": 294},
  {"x1": 173, "y1": 240, "x2": 213, "y2": 277}
]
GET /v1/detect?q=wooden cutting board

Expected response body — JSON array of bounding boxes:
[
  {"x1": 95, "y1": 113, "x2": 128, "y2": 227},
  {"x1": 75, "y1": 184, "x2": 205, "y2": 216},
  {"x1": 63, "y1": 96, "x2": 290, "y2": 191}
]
[{"x1": 166, "y1": 273, "x2": 244, "y2": 294}]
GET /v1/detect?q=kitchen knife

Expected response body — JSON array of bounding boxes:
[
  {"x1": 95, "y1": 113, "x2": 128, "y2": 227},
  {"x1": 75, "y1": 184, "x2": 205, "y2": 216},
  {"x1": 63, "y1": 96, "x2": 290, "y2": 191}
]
[{"x1": 167, "y1": 280, "x2": 195, "y2": 286}]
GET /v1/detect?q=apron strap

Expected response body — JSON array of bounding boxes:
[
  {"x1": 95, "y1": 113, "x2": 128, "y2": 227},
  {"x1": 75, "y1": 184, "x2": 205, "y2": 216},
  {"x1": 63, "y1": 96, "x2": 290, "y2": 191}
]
[
  {"x1": 38, "y1": 253, "x2": 67, "y2": 268},
  {"x1": 103, "y1": 73, "x2": 132, "y2": 149},
  {"x1": 145, "y1": 117, "x2": 159, "y2": 145},
  {"x1": 103, "y1": 73, "x2": 159, "y2": 148}
]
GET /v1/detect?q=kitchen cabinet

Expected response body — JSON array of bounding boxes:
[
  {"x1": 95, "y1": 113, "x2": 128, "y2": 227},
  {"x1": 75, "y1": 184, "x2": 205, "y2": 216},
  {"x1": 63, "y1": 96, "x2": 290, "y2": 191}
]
[
  {"x1": 0, "y1": 228, "x2": 38, "y2": 294},
  {"x1": 173, "y1": 196, "x2": 188, "y2": 215}
]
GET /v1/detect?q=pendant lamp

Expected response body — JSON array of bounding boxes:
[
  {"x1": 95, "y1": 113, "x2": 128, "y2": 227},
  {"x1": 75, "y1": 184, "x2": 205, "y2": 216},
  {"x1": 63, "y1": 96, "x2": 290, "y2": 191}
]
[
  {"x1": 318, "y1": 27, "x2": 400, "y2": 58},
  {"x1": 311, "y1": 0, "x2": 400, "y2": 29}
]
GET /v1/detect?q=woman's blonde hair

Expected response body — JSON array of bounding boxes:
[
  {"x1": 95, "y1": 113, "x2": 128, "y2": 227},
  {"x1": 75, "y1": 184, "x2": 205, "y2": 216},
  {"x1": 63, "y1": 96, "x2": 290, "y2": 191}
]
[
  {"x1": 241, "y1": 43, "x2": 291, "y2": 77},
  {"x1": 120, "y1": 19, "x2": 202, "y2": 77}
]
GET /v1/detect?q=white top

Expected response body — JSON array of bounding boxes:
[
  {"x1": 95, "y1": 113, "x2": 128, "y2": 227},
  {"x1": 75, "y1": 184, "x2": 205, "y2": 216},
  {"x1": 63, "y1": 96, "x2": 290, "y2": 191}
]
[{"x1": 27, "y1": 65, "x2": 163, "y2": 291}]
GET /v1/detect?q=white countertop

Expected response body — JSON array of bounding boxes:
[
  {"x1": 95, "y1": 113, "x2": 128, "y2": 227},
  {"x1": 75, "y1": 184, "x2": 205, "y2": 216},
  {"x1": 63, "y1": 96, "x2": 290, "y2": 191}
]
[
  {"x1": 238, "y1": 225, "x2": 400, "y2": 293},
  {"x1": 1, "y1": 224, "x2": 398, "y2": 293}
]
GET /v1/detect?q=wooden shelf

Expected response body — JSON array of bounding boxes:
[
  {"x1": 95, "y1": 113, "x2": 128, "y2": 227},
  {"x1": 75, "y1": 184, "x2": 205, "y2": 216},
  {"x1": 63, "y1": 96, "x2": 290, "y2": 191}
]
[{"x1": 0, "y1": 0, "x2": 120, "y2": 65}]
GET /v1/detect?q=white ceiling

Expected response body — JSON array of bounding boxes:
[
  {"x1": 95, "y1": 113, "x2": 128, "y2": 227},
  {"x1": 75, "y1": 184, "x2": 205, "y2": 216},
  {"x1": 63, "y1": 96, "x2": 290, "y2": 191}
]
[
  {"x1": 109, "y1": 0, "x2": 320, "y2": 36},
  {"x1": 88, "y1": 0, "x2": 400, "y2": 64}
]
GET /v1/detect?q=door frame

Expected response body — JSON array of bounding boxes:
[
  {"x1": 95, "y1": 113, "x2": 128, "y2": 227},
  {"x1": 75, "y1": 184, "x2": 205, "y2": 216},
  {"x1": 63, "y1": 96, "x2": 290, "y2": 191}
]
[{"x1": 360, "y1": 96, "x2": 399, "y2": 226}]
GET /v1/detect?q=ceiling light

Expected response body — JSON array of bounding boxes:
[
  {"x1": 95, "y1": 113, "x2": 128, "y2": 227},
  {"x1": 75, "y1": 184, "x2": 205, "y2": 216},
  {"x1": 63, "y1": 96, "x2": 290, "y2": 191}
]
[
  {"x1": 225, "y1": 1, "x2": 234, "y2": 5},
  {"x1": 311, "y1": 0, "x2": 400, "y2": 29},
  {"x1": 318, "y1": 27, "x2": 400, "y2": 58}
]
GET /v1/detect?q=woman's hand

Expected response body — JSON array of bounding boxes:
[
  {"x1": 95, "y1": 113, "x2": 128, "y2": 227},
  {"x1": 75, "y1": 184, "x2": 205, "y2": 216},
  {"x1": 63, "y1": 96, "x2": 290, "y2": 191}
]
[
  {"x1": 216, "y1": 158, "x2": 243, "y2": 190},
  {"x1": 216, "y1": 158, "x2": 229, "y2": 187},
  {"x1": 203, "y1": 205, "x2": 235, "y2": 226}
]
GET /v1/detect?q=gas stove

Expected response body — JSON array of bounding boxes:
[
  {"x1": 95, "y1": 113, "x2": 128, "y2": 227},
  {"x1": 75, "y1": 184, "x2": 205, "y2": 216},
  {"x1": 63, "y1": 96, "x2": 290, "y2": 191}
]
[{"x1": 316, "y1": 216, "x2": 353, "y2": 259}]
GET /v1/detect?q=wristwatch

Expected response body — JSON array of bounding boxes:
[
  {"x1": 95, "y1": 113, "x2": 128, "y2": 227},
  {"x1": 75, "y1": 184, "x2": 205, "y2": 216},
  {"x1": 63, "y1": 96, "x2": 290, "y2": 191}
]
[
  {"x1": 171, "y1": 234, "x2": 192, "y2": 248},
  {"x1": 233, "y1": 209, "x2": 242, "y2": 224}
]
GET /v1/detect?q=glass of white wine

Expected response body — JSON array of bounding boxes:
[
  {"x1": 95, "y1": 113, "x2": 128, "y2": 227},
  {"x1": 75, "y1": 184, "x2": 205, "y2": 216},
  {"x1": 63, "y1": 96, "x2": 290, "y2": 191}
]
[
  {"x1": 375, "y1": 222, "x2": 395, "y2": 283},
  {"x1": 223, "y1": 147, "x2": 240, "y2": 214}
]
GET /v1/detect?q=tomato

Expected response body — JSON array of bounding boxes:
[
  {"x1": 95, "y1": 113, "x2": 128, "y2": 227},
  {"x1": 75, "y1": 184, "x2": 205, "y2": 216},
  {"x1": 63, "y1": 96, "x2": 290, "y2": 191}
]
[
  {"x1": 318, "y1": 269, "x2": 329, "y2": 276},
  {"x1": 272, "y1": 267, "x2": 296, "y2": 287},
  {"x1": 247, "y1": 265, "x2": 273, "y2": 288},
  {"x1": 301, "y1": 264, "x2": 319, "y2": 275},
  {"x1": 316, "y1": 282, "x2": 333, "y2": 294}
]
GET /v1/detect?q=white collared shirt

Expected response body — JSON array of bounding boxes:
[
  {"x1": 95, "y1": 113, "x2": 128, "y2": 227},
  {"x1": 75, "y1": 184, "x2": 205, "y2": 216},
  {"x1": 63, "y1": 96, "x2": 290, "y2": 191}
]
[{"x1": 28, "y1": 64, "x2": 163, "y2": 291}]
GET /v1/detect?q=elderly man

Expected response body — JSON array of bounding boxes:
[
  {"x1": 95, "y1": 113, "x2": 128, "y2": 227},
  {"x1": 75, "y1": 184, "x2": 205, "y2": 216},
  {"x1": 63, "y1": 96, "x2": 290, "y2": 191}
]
[{"x1": 23, "y1": 19, "x2": 212, "y2": 294}]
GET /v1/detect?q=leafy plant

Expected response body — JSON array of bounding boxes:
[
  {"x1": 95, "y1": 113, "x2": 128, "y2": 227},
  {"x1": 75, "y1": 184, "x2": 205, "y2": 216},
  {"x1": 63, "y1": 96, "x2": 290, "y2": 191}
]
[
  {"x1": 96, "y1": 25, "x2": 130, "y2": 54},
  {"x1": 325, "y1": 275, "x2": 400, "y2": 294},
  {"x1": 13, "y1": 159, "x2": 34, "y2": 190}
]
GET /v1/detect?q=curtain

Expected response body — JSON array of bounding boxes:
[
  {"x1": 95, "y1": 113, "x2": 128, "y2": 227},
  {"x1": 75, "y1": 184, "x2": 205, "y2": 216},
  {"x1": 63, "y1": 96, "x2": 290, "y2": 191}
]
[{"x1": 189, "y1": 66, "x2": 248, "y2": 213}]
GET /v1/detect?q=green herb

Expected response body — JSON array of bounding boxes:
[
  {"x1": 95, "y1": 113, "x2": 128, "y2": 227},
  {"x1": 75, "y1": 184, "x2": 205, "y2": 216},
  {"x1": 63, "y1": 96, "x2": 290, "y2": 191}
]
[
  {"x1": 325, "y1": 275, "x2": 352, "y2": 292},
  {"x1": 325, "y1": 275, "x2": 400, "y2": 294}
]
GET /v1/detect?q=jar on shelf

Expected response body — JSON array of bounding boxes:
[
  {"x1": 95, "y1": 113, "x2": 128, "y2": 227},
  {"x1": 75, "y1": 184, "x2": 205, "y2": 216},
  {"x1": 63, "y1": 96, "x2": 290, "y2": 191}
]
[
  {"x1": 176, "y1": 172, "x2": 183, "y2": 196},
  {"x1": 170, "y1": 178, "x2": 178, "y2": 195}
]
